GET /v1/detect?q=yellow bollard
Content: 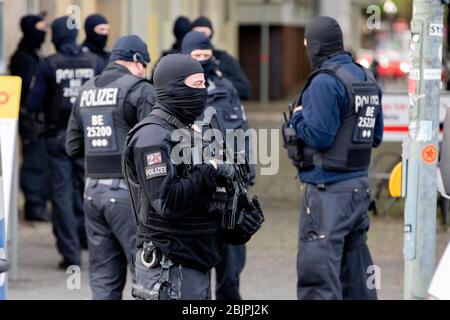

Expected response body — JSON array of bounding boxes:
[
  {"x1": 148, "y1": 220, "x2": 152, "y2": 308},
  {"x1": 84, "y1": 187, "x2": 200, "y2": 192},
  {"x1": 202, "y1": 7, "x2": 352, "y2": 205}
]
[{"x1": 388, "y1": 162, "x2": 403, "y2": 198}]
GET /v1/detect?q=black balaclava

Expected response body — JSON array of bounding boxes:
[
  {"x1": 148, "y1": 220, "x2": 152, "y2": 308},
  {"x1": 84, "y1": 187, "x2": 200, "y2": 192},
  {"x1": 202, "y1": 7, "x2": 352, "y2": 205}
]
[
  {"x1": 153, "y1": 54, "x2": 207, "y2": 125},
  {"x1": 51, "y1": 16, "x2": 79, "y2": 53},
  {"x1": 173, "y1": 16, "x2": 191, "y2": 50},
  {"x1": 304, "y1": 16, "x2": 345, "y2": 69},
  {"x1": 19, "y1": 15, "x2": 46, "y2": 50},
  {"x1": 191, "y1": 16, "x2": 214, "y2": 39},
  {"x1": 83, "y1": 14, "x2": 109, "y2": 53},
  {"x1": 181, "y1": 31, "x2": 214, "y2": 76}
]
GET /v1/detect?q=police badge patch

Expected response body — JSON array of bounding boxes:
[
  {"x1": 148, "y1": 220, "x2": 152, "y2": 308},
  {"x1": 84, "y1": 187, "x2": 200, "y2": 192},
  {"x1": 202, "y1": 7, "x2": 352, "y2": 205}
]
[
  {"x1": 146, "y1": 152, "x2": 162, "y2": 166},
  {"x1": 145, "y1": 163, "x2": 167, "y2": 180}
]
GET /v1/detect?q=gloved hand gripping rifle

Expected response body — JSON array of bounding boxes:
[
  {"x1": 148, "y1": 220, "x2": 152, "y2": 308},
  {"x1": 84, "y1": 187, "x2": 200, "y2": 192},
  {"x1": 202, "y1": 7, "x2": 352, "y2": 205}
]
[{"x1": 200, "y1": 106, "x2": 253, "y2": 230}]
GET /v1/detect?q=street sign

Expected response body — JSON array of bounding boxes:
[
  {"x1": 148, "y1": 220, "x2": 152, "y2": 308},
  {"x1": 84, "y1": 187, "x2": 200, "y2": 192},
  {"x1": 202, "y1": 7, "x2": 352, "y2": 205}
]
[
  {"x1": 383, "y1": 91, "x2": 450, "y2": 142},
  {"x1": 0, "y1": 76, "x2": 21, "y2": 300}
]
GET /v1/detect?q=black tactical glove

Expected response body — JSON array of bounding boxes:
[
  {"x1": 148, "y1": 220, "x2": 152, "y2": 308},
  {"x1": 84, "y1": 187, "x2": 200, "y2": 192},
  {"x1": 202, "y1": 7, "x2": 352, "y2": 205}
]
[
  {"x1": 237, "y1": 196, "x2": 265, "y2": 236},
  {"x1": 222, "y1": 196, "x2": 265, "y2": 245},
  {"x1": 213, "y1": 163, "x2": 235, "y2": 187}
]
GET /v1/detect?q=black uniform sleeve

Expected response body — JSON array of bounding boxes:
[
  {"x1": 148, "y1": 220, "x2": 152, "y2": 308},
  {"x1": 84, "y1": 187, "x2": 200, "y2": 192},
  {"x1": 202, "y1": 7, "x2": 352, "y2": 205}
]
[
  {"x1": 26, "y1": 59, "x2": 53, "y2": 113},
  {"x1": 65, "y1": 97, "x2": 85, "y2": 159},
  {"x1": 217, "y1": 51, "x2": 252, "y2": 101},
  {"x1": 9, "y1": 52, "x2": 37, "y2": 104},
  {"x1": 124, "y1": 81, "x2": 156, "y2": 125},
  {"x1": 131, "y1": 126, "x2": 217, "y2": 220}
]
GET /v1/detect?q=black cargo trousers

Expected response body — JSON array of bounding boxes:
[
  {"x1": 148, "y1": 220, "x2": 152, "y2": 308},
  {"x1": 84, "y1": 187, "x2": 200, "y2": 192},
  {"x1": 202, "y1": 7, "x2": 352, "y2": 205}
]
[
  {"x1": 297, "y1": 176, "x2": 378, "y2": 300},
  {"x1": 84, "y1": 178, "x2": 136, "y2": 300}
]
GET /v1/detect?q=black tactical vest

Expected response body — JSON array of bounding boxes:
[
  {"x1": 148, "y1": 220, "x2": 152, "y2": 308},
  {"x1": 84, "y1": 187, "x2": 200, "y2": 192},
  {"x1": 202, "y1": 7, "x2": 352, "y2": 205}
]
[
  {"x1": 79, "y1": 73, "x2": 144, "y2": 178},
  {"x1": 124, "y1": 109, "x2": 220, "y2": 243},
  {"x1": 45, "y1": 52, "x2": 98, "y2": 131},
  {"x1": 300, "y1": 64, "x2": 381, "y2": 172}
]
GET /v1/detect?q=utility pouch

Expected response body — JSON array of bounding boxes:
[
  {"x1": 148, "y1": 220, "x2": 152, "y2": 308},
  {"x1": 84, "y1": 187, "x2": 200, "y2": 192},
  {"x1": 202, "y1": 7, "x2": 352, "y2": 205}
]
[
  {"x1": 208, "y1": 186, "x2": 228, "y2": 215},
  {"x1": 151, "y1": 257, "x2": 176, "y2": 300}
]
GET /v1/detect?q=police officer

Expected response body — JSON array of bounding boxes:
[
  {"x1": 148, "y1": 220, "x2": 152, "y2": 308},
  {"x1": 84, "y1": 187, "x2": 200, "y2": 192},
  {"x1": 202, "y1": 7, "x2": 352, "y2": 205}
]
[
  {"x1": 122, "y1": 54, "x2": 263, "y2": 300},
  {"x1": 181, "y1": 31, "x2": 254, "y2": 300},
  {"x1": 162, "y1": 16, "x2": 191, "y2": 56},
  {"x1": 10, "y1": 14, "x2": 50, "y2": 221},
  {"x1": 288, "y1": 17, "x2": 384, "y2": 300},
  {"x1": 191, "y1": 16, "x2": 252, "y2": 100},
  {"x1": 66, "y1": 35, "x2": 155, "y2": 299},
  {"x1": 27, "y1": 16, "x2": 104, "y2": 269},
  {"x1": 149, "y1": 16, "x2": 191, "y2": 84},
  {"x1": 82, "y1": 14, "x2": 111, "y2": 70}
]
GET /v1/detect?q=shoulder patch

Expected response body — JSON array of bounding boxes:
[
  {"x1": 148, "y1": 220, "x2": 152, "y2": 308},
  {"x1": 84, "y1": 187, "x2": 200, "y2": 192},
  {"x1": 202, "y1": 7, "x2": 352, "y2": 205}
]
[
  {"x1": 146, "y1": 152, "x2": 162, "y2": 166},
  {"x1": 145, "y1": 163, "x2": 167, "y2": 180}
]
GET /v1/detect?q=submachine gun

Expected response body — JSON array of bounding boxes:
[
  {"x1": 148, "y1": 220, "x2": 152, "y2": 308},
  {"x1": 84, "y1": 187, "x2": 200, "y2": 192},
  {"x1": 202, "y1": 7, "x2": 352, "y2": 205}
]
[{"x1": 199, "y1": 106, "x2": 263, "y2": 232}]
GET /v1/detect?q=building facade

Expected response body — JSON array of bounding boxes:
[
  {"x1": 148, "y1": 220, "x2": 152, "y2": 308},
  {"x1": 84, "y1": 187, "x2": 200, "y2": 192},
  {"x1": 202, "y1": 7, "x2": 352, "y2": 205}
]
[{"x1": 0, "y1": 0, "x2": 369, "y2": 100}]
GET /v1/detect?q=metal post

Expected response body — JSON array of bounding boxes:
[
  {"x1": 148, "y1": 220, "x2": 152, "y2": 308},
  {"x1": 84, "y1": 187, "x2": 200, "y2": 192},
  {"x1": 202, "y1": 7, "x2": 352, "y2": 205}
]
[
  {"x1": 404, "y1": 0, "x2": 444, "y2": 300},
  {"x1": 0, "y1": 140, "x2": 7, "y2": 299},
  {"x1": 260, "y1": 0, "x2": 270, "y2": 108}
]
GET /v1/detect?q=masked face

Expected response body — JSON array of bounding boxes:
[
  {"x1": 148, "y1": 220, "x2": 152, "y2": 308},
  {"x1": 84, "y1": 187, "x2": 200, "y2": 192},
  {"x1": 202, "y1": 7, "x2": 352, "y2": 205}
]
[
  {"x1": 304, "y1": 16, "x2": 344, "y2": 69},
  {"x1": 33, "y1": 21, "x2": 47, "y2": 46},
  {"x1": 190, "y1": 49, "x2": 213, "y2": 75},
  {"x1": 154, "y1": 54, "x2": 208, "y2": 125},
  {"x1": 84, "y1": 15, "x2": 109, "y2": 52},
  {"x1": 179, "y1": 72, "x2": 208, "y2": 122},
  {"x1": 173, "y1": 16, "x2": 191, "y2": 45},
  {"x1": 305, "y1": 39, "x2": 324, "y2": 69},
  {"x1": 87, "y1": 23, "x2": 109, "y2": 50},
  {"x1": 159, "y1": 72, "x2": 207, "y2": 124},
  {"x1": 20, "y1": 16, "x2": 47, "y2": 49}
]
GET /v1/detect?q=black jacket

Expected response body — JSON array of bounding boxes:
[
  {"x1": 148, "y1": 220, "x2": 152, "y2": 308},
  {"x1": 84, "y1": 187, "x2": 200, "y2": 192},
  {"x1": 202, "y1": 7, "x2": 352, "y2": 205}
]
[
  {"x1": 82, "y1": 44, "x2": 111, "y2": 73},
  {"x1": 123, "y1": 110, "x2": 225, "y2": 271},
  {"x1": 9, "y1": 42, "x2": 40, "y2": 105},
  {"x1": 213, "y1": 49, "x2": 252, "y2": 101},
  {"x1": 25, "y1": 44, "x2": 105, "y2": 133},
  {"x1": 10, "y1": 42, "x2": 43, "y2": 140}
]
